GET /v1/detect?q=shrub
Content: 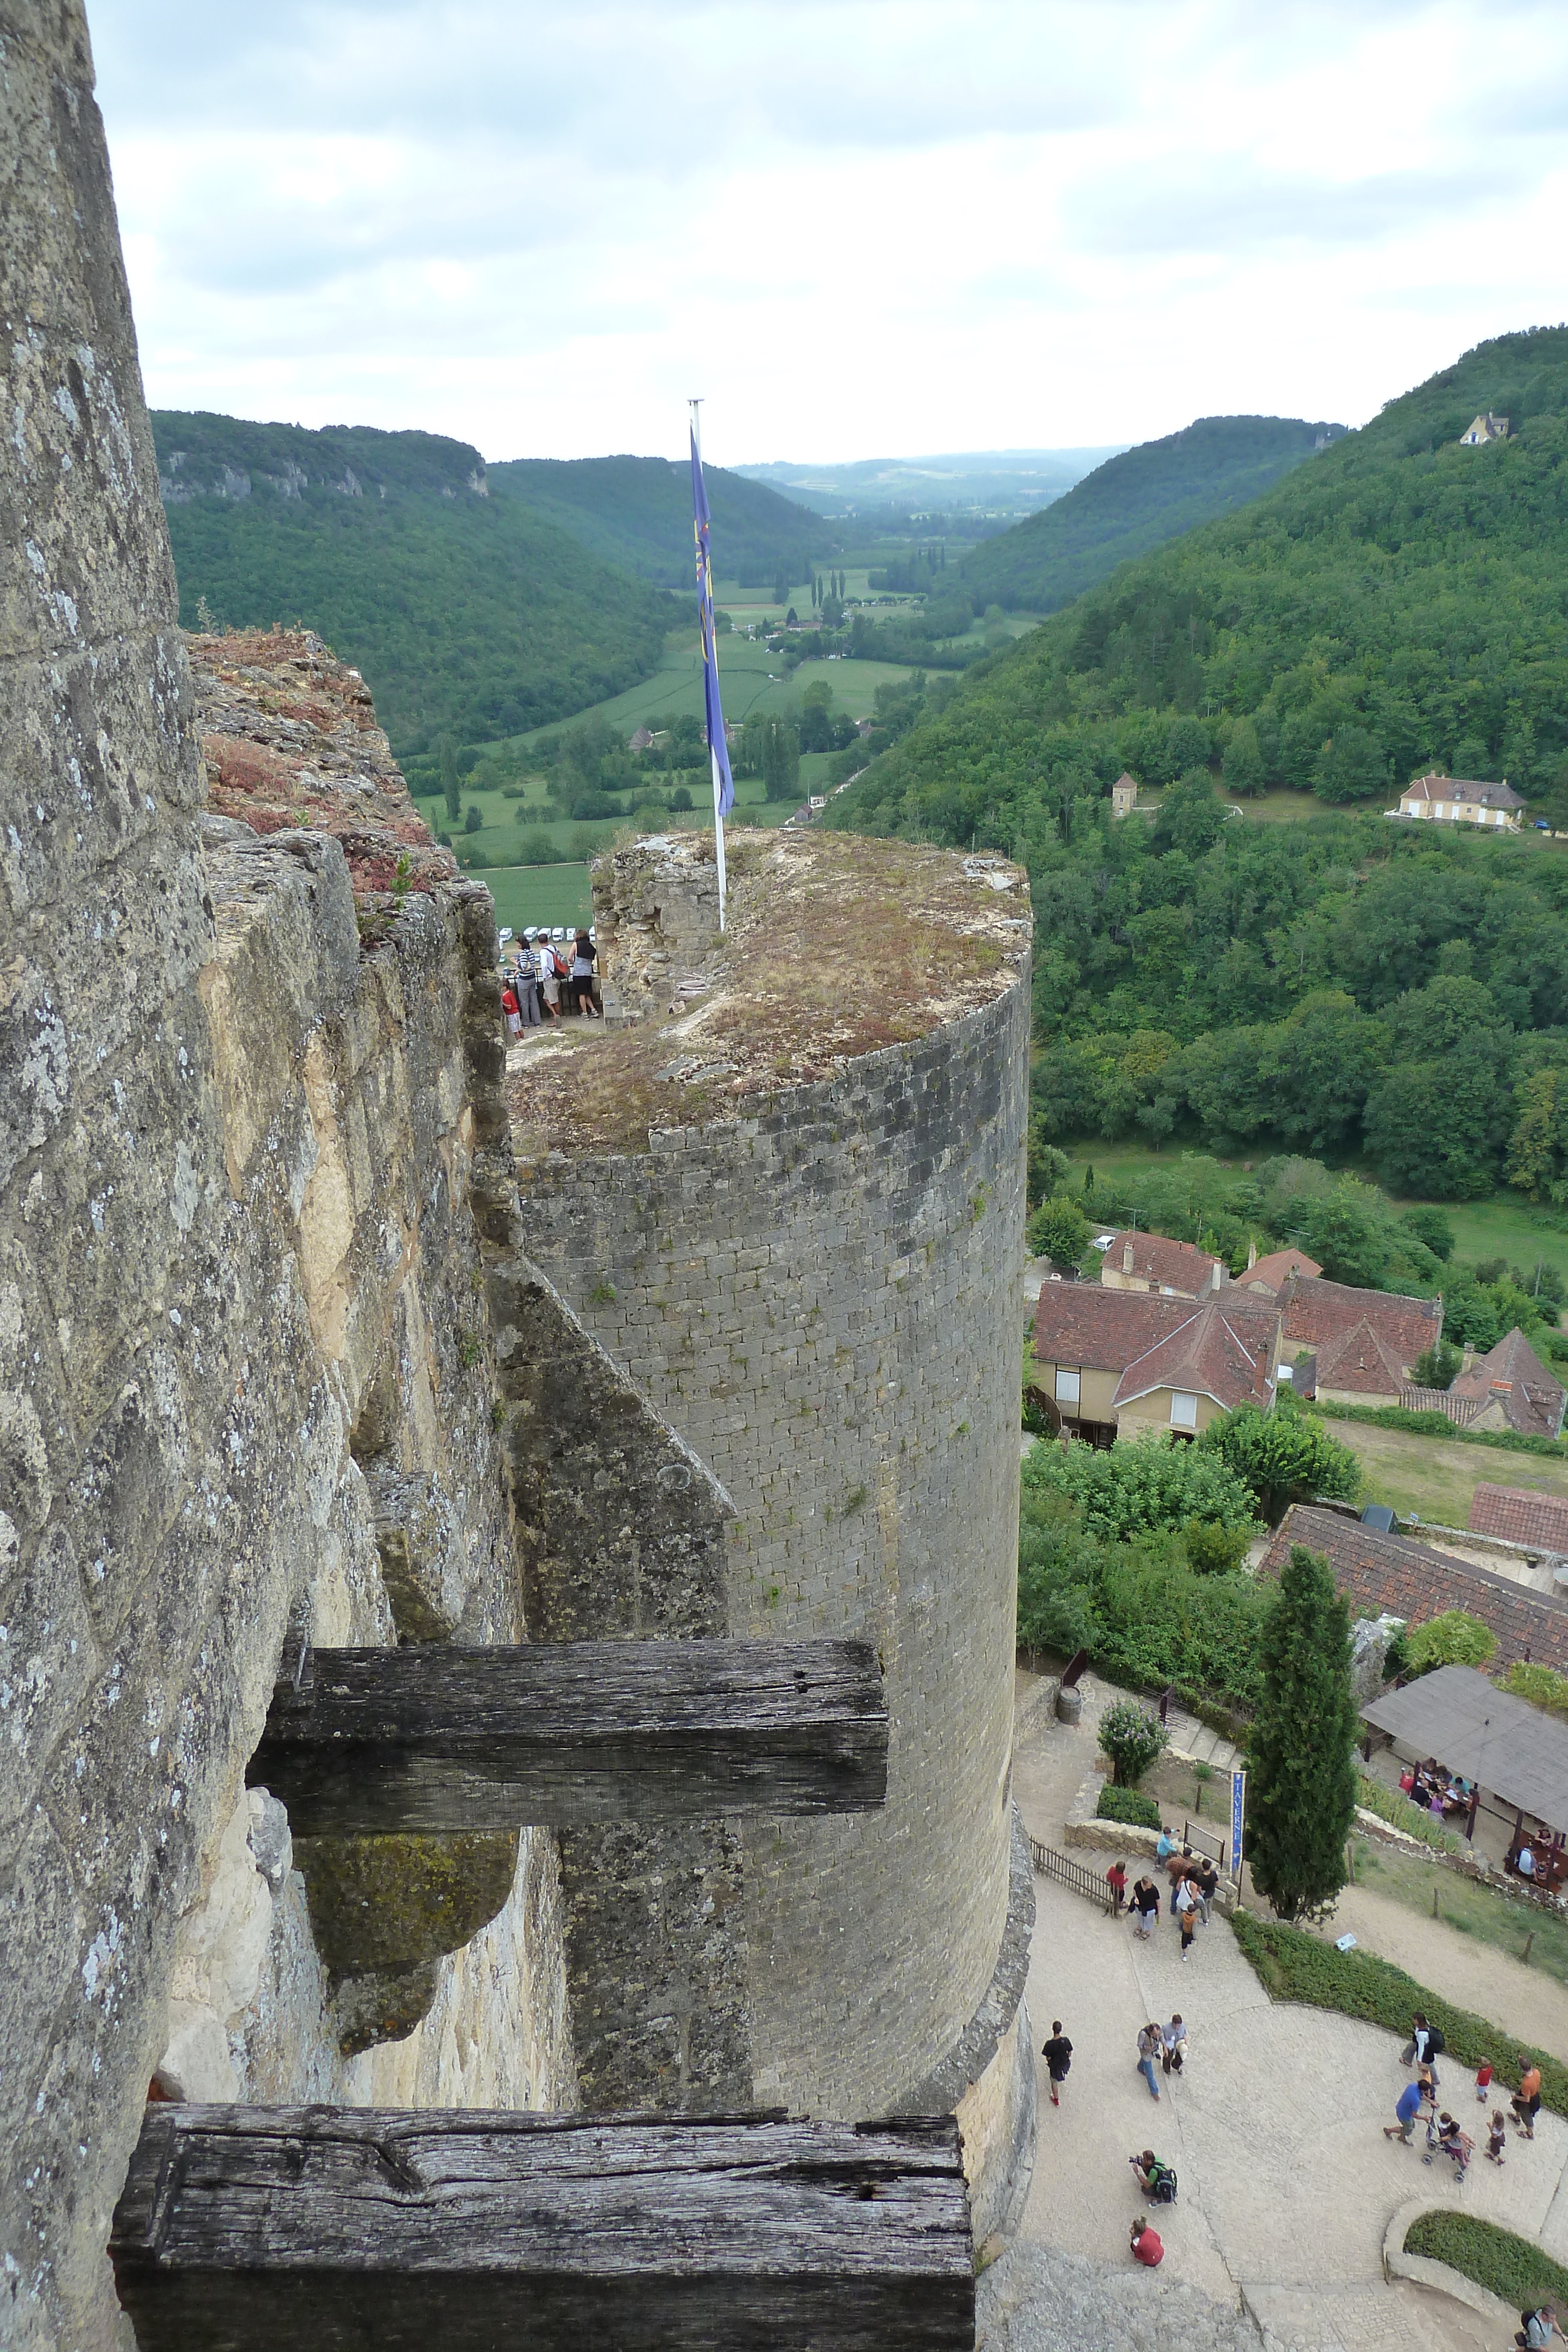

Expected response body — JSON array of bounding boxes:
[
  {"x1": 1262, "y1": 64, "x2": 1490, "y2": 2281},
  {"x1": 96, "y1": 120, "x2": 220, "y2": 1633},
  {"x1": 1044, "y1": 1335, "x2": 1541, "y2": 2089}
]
[
  {"x1": 1199, "y1": 1399, "x2": 1360, "y2": 1525},
  {"x1": 1230, "y1": 1915, "x2": 1568, "y2": 2118},
  {"x1": 1028, "y1": 1192, "x2": 1091, "y2": 1269},
  {"x1": 1402, "y1": 2213, "x2": 1568, "y2": 2313},
  {"x1": 463, "y1": 803, "x2": 483, "y2": 833},
  {"x1": 1182, "y1": 1520, "x2": 1252, "y2": 1576},
  {"x1": 1406, "y1": 1609, "x2": 1499, "y2": 1674},
  {"x1": 1096, "y1": 1784, "x2": 1162, "y2": 1829},
  {"x1": 1024, "y1": 1431, "x2": 1259, "y2": 1543},
  {"x1": 1504, "y1": 1659, "x2": 1568, "y2": 1719},
  {"x1": 1098, "y1": 1698, "x2": 1168, "y2": 1788}
]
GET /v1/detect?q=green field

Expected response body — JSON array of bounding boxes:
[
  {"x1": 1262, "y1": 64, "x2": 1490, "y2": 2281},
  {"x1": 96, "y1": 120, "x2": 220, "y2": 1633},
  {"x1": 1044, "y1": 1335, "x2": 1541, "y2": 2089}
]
[
  {"x1": 481, "y1": 862, "x2": 593, "y2": 934},
  {"x1": 1351, "y1": 1836, "x2": 1568, "y2": 1987},
  {"x1": 1333, "y1": 1417, "x2": 1568, "y2": 1526},
  {"x1": 1055, "y1": 1139, "x2": 1568, "y2": 1289}
]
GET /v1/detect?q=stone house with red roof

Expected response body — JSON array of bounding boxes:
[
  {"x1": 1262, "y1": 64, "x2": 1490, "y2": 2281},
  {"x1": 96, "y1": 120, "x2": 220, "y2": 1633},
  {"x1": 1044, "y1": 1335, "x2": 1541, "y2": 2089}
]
[
  {"x1": 1237, "y1": 1243, "x2": 1321, "y2": 1298},
  {"x1": 1031, "y1": 1284, "x2": 1279, "y2": 1445},
  {"x1": 1262, "y1": 1504, "x2": 1568, "y2": 1675},
  {"x1": 1469, "y1": 1485, "x2": 1568, "y2": 1553},
  {"x1": 1277, "y1": 1273, "x2": 1442, "y2": 1406},
  {"x1": 1396, "y1": 772, "x2": 1524, "y2": 830},
  {"x1": 1099, "y1": 1230, "x2": 1227, "y2": 1300}
]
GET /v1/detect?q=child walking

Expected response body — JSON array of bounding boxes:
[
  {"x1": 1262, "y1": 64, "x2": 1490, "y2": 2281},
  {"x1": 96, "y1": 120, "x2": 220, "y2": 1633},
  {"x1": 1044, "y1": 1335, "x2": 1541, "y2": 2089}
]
[
  {"x1": 1487, "y1": 2110, "x2": 1507, "y2": 2166},
  {"x1": 1475, "y1": 2057, "x2": 1494, "y2": 2104}
]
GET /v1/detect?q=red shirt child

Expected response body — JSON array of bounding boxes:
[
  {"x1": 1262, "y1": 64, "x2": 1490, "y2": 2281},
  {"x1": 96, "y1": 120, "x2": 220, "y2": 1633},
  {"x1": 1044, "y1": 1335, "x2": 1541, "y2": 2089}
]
[
  {"x1": 1475, "y1": 2059, "x2": 1494, "y2": 2102},
  {"x1": 1131, "y1": 2220, "x2": 1164, "y2": 2267}
]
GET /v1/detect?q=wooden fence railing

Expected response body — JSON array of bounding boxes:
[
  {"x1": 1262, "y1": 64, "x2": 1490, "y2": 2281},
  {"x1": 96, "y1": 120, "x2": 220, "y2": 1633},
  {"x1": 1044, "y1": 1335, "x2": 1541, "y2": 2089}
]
[{"x1": 1027, "y1": 1836, "x2": 1115, "y2": 1913}]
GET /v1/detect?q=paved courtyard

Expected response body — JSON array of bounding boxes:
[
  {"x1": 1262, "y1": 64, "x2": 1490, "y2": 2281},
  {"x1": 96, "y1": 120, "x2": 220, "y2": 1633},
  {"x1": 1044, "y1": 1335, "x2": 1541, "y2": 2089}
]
[{"x1": 991, "y1": 1676, "x2": 1568, "y2": 2351}]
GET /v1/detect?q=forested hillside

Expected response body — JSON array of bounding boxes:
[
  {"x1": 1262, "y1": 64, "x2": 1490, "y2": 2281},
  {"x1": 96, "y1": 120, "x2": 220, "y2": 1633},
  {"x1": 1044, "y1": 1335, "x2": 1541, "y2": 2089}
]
[
  {"x1": 828, "y1": 328, "x2": 1568, "y2": 1199},
  {"x1": 151, "y1": 412, "x2": 673, "y2": 756},
  {"x1": 488, "y1": 455, "x2": 828, "y2": 588},
  {"x1": 960, "y1": 415, "x2": 1340, "y2": 612}
]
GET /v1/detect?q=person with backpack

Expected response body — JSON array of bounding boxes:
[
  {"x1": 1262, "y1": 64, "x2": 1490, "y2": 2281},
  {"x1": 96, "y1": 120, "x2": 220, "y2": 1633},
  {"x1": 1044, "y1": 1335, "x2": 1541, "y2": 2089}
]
[
  {"x1": 1402, "y1": 2013, "x2": 1445, "y2": 2086},
  {"x1": 1518, "y1": 2304, "x2": 1564, "y2": 2347},
  {"x1": 1041, "y1": 2020, "x2": 1072, "y2": 2109},
  {"x1": 1129, "y1": 2149, "x2": 1176, "y2": 2203}
]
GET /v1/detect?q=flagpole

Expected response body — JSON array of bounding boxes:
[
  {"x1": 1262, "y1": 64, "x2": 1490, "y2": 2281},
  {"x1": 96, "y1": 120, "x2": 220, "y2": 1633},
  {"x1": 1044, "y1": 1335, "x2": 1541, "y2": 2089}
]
[{"x1": 690, "y1": 397, "x2": 727, "y2": 933}]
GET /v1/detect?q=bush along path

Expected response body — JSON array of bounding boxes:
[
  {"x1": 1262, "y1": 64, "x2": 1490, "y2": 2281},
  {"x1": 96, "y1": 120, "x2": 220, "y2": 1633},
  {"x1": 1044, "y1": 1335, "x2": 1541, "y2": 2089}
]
[
  {"x1": 1232, "y1": 1914, "x2": 1568, "y2": 2120},
  {"x1": 1403, "y1": 2211, "x2": 1568, "y2": 2314}
]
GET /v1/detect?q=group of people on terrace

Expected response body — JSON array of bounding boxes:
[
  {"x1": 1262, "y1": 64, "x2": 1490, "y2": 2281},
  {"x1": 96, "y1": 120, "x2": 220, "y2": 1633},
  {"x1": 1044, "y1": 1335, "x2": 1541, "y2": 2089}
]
[{"x1": 501, "y1": 928, "x2": 599, "y2": 1030}]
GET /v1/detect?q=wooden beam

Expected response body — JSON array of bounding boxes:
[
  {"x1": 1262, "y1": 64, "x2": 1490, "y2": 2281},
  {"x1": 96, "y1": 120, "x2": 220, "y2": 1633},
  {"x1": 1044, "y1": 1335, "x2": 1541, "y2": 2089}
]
[
  {"x1": 247, "y1": 1638, "x2": 887, "y2": 1835},
  {"x1": 111, "y1": 2105, "x2": 974, "y2": 2352}
]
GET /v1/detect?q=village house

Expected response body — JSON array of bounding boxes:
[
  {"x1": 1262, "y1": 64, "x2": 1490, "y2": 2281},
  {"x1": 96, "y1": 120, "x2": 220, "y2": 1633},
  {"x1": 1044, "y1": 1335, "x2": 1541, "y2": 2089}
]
[
  {"x1": 1098, "y1": 1229, "x2": 1226, "y2": 1299},
  {"x1": 1396, "y1": 772, "x2": 1524, "y2": 829},
  {"x1": 1261, "y1": 1504, "x2": 1568, "y2": 1676},
  {"x1": 1237, "y1": 1242, "x2": 1322, "y2": 1298},
  {"x1": 1460, "y1": 412, "x2": 1510, "y2": 445},
  {"x1": 1031, "y1": 1285, "x2": 1280, "y2": 1446},
  {"x1": 1110, "y1": 771, "x2": 1139, "y2": 818},
  {"x1": 1470, "y1": 1483, "x2": 1568, "y2": 1553},
  {"x1": 1404, "y1": 1328, "x2": 1567, "y2": 1439},
  {"x1": 1276, "y1": 1271, "x2": 1442, "y2": 1405}
]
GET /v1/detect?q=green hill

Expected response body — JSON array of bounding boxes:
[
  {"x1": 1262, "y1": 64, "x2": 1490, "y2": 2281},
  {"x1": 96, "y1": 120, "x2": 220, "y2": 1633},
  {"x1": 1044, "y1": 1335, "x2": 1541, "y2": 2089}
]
[
  {"x1": 488, "y1": 454, "x2": 831, "y2": 589},
  {"x1": 828, "y1": 328, "x2": 1568, "y2": 1202},
  {"x1": 151, "y1": 412, "x2": 673, "y2": 757},
  {"x1": 959, "y1": 415, "x2": 1341, "y2": 612}
]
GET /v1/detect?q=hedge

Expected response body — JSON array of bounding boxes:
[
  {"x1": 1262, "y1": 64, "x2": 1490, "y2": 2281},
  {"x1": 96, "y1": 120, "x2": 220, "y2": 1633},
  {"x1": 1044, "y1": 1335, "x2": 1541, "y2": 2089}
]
[
  {"x1": 1403, "y1": 2211, "x2": 1568, "y2": 2313},
  {"x1": 1096, "y1": 1785, "x2": 1162, "y2": 1829},
  {"x1": 1230, "y1": 1915, "x2": 1568, "y2": 2119},
  {"x1": 1310, "y1": 1399, "x2": 1568, "y2": 1461}
]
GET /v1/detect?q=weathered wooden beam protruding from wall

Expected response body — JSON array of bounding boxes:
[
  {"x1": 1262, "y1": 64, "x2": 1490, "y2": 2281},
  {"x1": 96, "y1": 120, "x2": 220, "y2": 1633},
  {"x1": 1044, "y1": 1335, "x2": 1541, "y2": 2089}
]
[
  {"x1": 247, "y1": 1638, "x2": 888, "y2": 1835},
  {"x1": 111, "y1": 2105, "x2": 974, "y2": 2352}
]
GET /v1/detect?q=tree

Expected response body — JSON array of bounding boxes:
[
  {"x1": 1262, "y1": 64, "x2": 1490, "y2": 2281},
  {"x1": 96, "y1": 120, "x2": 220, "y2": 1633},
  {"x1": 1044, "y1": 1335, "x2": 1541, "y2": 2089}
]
[
  {"x1": 1410, "y1": 1341, "x2": 1461, "y2": 1389},
  {"x1": 1221, "y1": 715, "x2": 1265, "y2": 797},
  {"x1": 1313, "y1": 725, "x2": 1387, "y2": 803},
  {"x1": 1198, "y1": 1401, "x2": 1360, "y2": 1525},
  {"x1": 1400, "y1": 1205, "x2": 1455, "y2": 1262},
  {"x1": 463, "y1": 804, "x2": 482, "y2": 834},
  {"x1": 1248, "y1": 1545, "x2": 1358, "y2": 1923},
  {"x1": 439, "y1": 734, "x2": 461, "y2": 823},
  {"x1": 1154, "y1": 769, "x2": 1226, "y2": 857},
  {"x1": 761, "y1": 719, "x2": 801, "y2": 802},
  {"x1": 1098, "y1": 1698, "x2": 1168, "y2": 1788},
  {"x1": 1406, "y1": 1609, "x2": 1498, "y2": 1674},
  {"x1": 1028, "y1": 1192, "x2": 1091, "y2": 1269},
  {"x1": 1025, "y1": 1429, "x2": 1260, "y2": 1541}
]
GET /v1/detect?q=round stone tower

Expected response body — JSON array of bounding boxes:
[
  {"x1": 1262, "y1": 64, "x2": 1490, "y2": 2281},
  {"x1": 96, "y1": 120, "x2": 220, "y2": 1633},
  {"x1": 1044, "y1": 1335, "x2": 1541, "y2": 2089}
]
[{"x1": 511, "y1": 828, "x2": 1035, "y2": 2236}]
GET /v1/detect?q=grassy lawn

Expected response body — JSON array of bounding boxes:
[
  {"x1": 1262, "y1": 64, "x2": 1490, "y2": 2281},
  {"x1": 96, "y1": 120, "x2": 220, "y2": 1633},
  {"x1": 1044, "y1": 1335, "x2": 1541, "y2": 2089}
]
[
  {"x1": 1403, "y1": 2213, "x2": 1568, "y2": 2313},
  {"x1": 1337, "y1": 1419, "x2": 1568, "y2": 1525},
  {"x1": 1054, "y1": 1140, "x2": 1568, "y2": 1291},
  {"x1": 482, "y1": 863, "x2": 592, "y2": 934},
  {"x1": 1350, "y1": 1836, "x2": 1568, "y2": 1987}
]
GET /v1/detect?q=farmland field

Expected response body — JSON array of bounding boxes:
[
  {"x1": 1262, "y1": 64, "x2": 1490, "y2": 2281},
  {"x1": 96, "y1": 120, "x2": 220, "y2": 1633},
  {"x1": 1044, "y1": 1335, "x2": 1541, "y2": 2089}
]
[{"x1": 1329, "y1": 1418, "x2": 1568, "y2": 1528}]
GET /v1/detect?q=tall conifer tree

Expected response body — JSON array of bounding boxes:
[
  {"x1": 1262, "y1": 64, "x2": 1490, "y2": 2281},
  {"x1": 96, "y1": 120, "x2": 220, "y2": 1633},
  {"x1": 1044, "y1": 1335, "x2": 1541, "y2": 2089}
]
[{"x1": 1248, "y1": 1545, "x2": 1358, "y2": 1923}]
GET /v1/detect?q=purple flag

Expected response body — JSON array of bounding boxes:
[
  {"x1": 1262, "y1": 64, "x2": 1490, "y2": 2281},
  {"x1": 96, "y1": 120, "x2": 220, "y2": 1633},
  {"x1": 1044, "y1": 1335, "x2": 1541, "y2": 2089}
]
[{"x1": 690, "y1": 427, "x2": 735, "y2": 817}]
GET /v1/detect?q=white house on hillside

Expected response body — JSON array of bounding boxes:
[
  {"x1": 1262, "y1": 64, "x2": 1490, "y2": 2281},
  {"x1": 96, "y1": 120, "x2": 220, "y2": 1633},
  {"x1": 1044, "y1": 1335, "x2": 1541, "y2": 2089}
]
[
  {"x1": 1460, "y1": 412, "x2": 1510, "y2": 445},
  {"x1": 1396, "y1": 772, "x2": 1524, "y2": 830}
]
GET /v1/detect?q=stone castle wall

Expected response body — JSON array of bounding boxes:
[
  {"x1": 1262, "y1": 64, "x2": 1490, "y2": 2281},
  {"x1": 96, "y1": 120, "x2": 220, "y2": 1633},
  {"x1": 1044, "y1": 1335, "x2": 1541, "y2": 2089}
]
[{"x1": 519, "y1": 928, "x2": 1034, "y2": 2177}]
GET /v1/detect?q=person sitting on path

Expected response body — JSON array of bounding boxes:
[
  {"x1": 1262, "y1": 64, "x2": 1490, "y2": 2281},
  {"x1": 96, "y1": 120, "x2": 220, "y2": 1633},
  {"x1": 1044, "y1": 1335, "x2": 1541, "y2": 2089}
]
[
  {"x1": 1129, "y1": 2216, "x2": 1164, "y2": 2267},
  {"x1": 1106, "y1": 1859, "x2": 1128, "y2": 1915},
  {"x1": 1161, "y1": 2016, "x2": 1187, "y2": 2076},
  {"x1": 1136, "y1": 2024, "x2": 1163, "y2": 2101},
  {"x1": 1385, "y1": 2077, "x2": 1423, "y2": 2144},
  {"x1": 1041, "y1": 2022, "x2": 1073, "y2": 2110},
  {"x1": 1130, "y1": 1877, "x2": 1159, "y2": 1939},
  {"x1": 1513, "y1": 2062, "x2": 1543, "y2": 2139}
]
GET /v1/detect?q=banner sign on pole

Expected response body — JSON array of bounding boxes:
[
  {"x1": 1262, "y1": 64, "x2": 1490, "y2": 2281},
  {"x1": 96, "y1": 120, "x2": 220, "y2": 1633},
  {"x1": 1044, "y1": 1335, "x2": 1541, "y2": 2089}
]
[{"x1": 1231, "y1": 1768, "x2": 1246, "y2": 1880}]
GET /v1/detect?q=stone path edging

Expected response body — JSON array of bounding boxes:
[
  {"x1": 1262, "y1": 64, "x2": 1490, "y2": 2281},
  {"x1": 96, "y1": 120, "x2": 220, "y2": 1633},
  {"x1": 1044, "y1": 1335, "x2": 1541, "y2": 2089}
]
[{"x1": 1380, "y1": 2196, "x2": 1520, "y2": 2328}]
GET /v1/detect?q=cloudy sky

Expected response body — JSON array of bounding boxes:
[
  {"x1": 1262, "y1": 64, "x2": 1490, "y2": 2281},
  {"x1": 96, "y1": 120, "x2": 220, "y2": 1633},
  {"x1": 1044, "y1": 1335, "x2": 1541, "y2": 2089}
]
[{"x1": 88, "y1": 0, "x2": 1568, "y2": 468}]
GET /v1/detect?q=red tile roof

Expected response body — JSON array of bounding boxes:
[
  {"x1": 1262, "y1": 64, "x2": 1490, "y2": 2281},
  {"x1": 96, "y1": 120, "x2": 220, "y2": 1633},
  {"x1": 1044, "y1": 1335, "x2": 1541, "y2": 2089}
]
[
  {"x1": 1113, "y1": 1299, "x2": 1278, "y2": 1414},
  {"x1": 1102, "y1": 1231, "x2": 1225, "y2": 1295},
  {"x1": 1241, "y1": 1247, "x2": 1322, "y2": 1297},
  {"x1": 1278, "y1": 1275, "x2": 1441, "y2": 1394},
  {"x1": 1469, "y1": 1485, "x2": 1568, "y2": 1552},
  {"x1": 1034, "y1": 1284, "x2": 1200, "y2": 1372},
  {"x1": 1261, "y1": 1504, "x2": 1568, "y2": 1673},
  {"x1": 1449, "y1": 1329, "x2": 1566, "y2": 1440}
]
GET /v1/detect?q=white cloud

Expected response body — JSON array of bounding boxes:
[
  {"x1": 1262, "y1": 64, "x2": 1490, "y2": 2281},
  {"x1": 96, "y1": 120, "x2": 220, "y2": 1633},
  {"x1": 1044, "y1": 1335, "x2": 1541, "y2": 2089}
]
[{"x1": 87, "y1": 0, "x2": 1568, "y2": 464}]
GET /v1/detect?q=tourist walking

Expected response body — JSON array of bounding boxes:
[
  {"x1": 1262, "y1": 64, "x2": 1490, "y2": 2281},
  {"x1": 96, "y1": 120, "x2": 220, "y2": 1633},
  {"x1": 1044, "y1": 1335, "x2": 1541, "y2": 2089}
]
[
  {"x1": 1476, "y1": 2057, "x2": 1495, "y2": 2105},
  {"x1": 1195, "y1": 1859, "x2": 1218, "y2": 1924},
  {"x1": 1130, "y1": 1877, "x2": 1159, "y2": 1939},
  {"x1": 1518, "y1": 2301, "x2": 1564, "y2": 2346},
  {"x1": 1175, "y1": 1876, "x2": 1199, "y2": 1958},
  {"x1": 516, "y1": 938, "x2": 541, "y2": 1025},
  {"x1": 500, "y1": 976, "x2": 521, "y2": 1039},
  {"x1": 1487, "y1": 2110, "x2": 1507, "y2": 2166},
  {"x1": 1106, "y1": 1859, "x2": 1127, "y2": 1915},
  {"x1": 1041, "y1": 2021, "x2": 1072, "y2": 2109},
  {"x1": 539, "y1": 936, "x2": 563, "y2": 1019},
  {"x1": 1402, "y1": 2013, "x2": 1444, "y2": 2086},
  {"x1": 1385, "y1": 2078, "x2": 1423, "y2": 2144},
  {"x1": 1513, "y1": 2062, "x2": 1543, "y2": 2139},
  {"x1": 1161, "y1": 2016, "x2": 1187, "y2": 2077},
  {"x1": 1136, "y1": 2023, "x2": 1163, "y2": 2102}
]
